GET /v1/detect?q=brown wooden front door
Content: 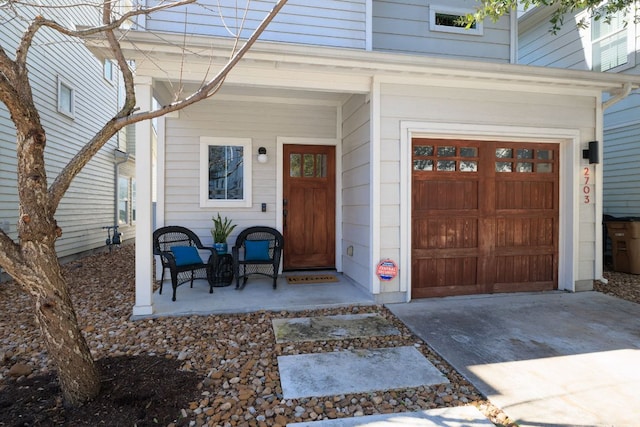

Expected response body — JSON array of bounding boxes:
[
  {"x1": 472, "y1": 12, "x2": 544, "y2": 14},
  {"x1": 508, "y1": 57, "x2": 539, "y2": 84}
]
[
  {"x1": 411, "y1": 138, "x2": 559, "y2": 298},
  {"x1": 283, "y1": 145, "x2": 336, "y2": 270}
]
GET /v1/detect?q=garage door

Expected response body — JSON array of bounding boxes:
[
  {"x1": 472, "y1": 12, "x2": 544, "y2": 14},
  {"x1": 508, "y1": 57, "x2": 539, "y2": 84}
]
[{"x1": 411, "y1": 138, "x2": 559, "y2": 298}]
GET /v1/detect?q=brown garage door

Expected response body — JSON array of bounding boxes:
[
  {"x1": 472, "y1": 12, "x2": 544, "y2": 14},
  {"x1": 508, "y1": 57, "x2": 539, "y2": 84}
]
[{"x1": 411, "y1": 138, "x2": 558, "y2": 298}]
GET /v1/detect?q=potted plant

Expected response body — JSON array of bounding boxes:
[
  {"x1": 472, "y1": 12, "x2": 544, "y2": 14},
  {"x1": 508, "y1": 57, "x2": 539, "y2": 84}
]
[{"x1": 211, "y1": 213, "x2": 236, "y2": 254}]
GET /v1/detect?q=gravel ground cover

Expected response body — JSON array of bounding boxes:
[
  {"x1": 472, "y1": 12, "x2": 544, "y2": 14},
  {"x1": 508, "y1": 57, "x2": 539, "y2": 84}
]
[{"x1": 1, "y1": 245, "x2": 637, "y2": 426}]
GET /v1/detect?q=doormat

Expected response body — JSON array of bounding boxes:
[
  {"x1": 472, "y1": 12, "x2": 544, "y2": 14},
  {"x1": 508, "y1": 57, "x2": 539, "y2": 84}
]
[{"x1": 286, "y1": 274, "x2": 339, "y2": 284}]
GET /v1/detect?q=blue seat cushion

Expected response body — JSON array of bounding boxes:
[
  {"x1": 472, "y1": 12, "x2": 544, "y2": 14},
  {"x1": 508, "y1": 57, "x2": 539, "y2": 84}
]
[
  {"x1": 245, "y1": 240, "x2": 271, "y2": 261},
  {"x1": 170, "y1": 246, "x2": 203, "y2": 266}
]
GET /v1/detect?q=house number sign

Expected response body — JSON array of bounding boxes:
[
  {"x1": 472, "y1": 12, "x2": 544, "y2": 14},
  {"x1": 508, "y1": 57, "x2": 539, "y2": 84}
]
[
  {"x1": 583, "y1": 166, "x2": 591, "y2": 204},
  {"x1": 376, "y1": 259, "x2": 398, "y2": 281}
]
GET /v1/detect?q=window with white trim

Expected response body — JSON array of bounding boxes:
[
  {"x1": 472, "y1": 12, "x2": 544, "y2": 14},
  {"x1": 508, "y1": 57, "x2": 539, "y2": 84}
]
[
  {"x1": 57, "y1": 77, "x2": 75, "y2": 118},
  {"x1": 103, "y1": 59, "x2": 114, "y2": 82},
  {"x1": 429, "y1": 6, "x2": 483, "y2": 36},
  {"x1": 118, "y1": 176, "x2": 130, "y2": 224},
  {"x1": 200, "y1": 137, "x2": 252, "y2": 208},
  {"x1": 592, "y1": 9, "x2": 630, "y2": 72}
]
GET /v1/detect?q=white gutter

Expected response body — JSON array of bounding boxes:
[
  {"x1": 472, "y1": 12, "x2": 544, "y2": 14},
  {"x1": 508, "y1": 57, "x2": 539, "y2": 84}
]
[{"x1": 603, "y1": 82, "x2": 633, "y2": 110}]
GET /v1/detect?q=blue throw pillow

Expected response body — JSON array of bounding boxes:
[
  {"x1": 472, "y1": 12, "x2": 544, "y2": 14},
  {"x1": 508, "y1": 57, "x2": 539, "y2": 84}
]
[
  {"x1": 245, "y1": 240, "x2": 271, "y2": 261},
  {"x1": 170, "y1": 246, "x2": 203, "y2": 266}
]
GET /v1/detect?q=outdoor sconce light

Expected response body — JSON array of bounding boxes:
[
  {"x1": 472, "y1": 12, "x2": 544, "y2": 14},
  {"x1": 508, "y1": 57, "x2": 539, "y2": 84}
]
[
  {"x1": 257, "y1": 146, "x2": 268, "y2": 164},
  {"x1": 582, "y1": 140, "x2": 599, "y2": 164}
]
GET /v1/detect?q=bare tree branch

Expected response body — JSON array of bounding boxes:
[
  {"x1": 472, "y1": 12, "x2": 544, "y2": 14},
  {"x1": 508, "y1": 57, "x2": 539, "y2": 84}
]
[
  {"x1": 47, "y1": 0, "x2": 289, "y2": 213},
  {"x1": 37, "y1": 0, "x2": 197, "y2": 38}
]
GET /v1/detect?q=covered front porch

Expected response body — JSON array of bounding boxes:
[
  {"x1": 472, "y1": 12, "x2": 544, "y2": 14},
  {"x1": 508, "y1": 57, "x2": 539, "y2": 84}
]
[{"x1": 135, "y1": 272, "x2": 375, "y2": 319}]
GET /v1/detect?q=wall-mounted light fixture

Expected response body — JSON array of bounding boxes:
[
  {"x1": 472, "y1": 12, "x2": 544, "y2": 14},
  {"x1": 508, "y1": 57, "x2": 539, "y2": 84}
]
[
  {"x1": 582, "y1": 140, "x2": 599, "y2": 164},
  {"x1": 257, "y1": 146, "x2": 268, "y2": 164}
]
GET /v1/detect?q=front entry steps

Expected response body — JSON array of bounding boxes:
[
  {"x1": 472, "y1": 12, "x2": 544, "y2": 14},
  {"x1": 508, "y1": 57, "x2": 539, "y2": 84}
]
[
  {"x1": 272, "y1": 313, "x2": 490, "y2": 426},
  {"x1": 278, "y1": 346, "x2": 449, "y2": 399}
]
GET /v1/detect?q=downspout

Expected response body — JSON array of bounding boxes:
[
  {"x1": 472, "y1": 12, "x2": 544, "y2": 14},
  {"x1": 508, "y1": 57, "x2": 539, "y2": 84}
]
[
  {"x1": 114, "y1": 149, "x2": 130, "y2": 227},
  {"x1": 510, "y1": 7, "x2": 518, "y2": 64}
]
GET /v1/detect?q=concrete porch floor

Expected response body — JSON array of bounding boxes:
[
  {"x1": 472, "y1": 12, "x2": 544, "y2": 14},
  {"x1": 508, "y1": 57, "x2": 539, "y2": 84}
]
[{"x1": 143, "y1": 272, "x2": 375, "y2": 318}]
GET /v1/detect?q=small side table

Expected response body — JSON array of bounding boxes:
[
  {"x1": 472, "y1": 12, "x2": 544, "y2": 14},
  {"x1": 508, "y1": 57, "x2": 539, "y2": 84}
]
[{"x1": 207, "y1": 253, "x2": 234, "y2": 287}]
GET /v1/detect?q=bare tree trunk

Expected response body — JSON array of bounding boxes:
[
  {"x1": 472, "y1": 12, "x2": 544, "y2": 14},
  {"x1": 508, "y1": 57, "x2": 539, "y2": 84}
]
[{"x1": 20, "y1": 241, "x2": 100, "y2": 406}]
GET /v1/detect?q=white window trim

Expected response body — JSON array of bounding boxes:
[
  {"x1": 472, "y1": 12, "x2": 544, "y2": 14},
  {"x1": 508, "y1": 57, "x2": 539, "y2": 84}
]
[
  {"x1": 199, "y1": 137, "x2": 252, "y2": 208},
  {"x1": 103, "y1": 59, "x2": 115, "y2": 84},
  {"x1": 587, "y1": 7, "x2": 636, "y2": 72},
  {"x1": 57, "y1": 76, "x2": 75, "y2": 118},
  {"x1": 429, "y1": 5, "x2": 483, "y2": 36}
]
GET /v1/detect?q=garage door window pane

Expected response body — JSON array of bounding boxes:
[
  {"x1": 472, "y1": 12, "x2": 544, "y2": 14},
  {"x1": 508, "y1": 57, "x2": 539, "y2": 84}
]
[
  {"x1": 437, "y1": 160, "x2": 456, "y2": 171},
  {"x1": 496, "y1": 148, "x2": 512, "y2": 159},
  {"x1": 537, "y1": 150, "x2": 553, "y2": 160},
  {"x1": 438, "y1": 146, "x2": 456, "y2": 157},
  {"x1": 414, "y1": 146, "x2": 434, "y2": 156},
  {"x1": 517, "y1": 162, "x2": 533, "y2": 172},
  {"x1": 460, "y1": 161, "x2": 477, "y2": 172},
  {"x1": 460, "y1": 147, "x2": 477, "y2": 157},
  {"x1": 537, "y1": 163, "x2": 553, "y2": 173},
  {"x1": 496, "y1": 162, "x2": 512, "y2": 172},
  {"x1": 517, "y1": 149, "x2": 533, "y2": 159},
  {"x1": 414, "y1": 159, "x2": 434, "y2": 171}
]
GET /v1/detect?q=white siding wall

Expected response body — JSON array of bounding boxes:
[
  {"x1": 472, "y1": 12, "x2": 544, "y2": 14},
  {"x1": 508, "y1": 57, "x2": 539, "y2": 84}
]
[
  {"x1": 143, "y1": 0, "x2": 366, "y2": 49},
  {"x1": 379, "y1": 82, "x2": 599, "y2": 285},
  {"x1": 162, "y1": 98, "x2": 337, "y2": 244},
  {"x1": 341, "y1": 94, "x2": 371, "y2": 289},
  {"x1": 0, "y1": 4, "x2": 121, "y2": 259},
  {"x1": 373, "y1": 0, "x2": 511, "y2": 62}
]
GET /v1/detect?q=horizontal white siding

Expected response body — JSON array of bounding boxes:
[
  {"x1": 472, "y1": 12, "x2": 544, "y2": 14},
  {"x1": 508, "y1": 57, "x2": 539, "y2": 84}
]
[
  {"x1": 162, "y1": 98, "x2": 337, "y2": 245},
  {"x1": 0, "y1": 5, "x2": 121, "y2": 259},
  {"x1": 143, "y1": 0, "x2": 366, "y2": 49},
  {"x1": 603, "y1": 123, "x2": 640, "y2": 217},
  {"x1": 372, "y1": 0, "x2": 511, "y2": 62},
  {"x1": 379, "y1": 82, "x2": 598, "y2": 283},
  {"x1": 341, "y1": 94, "x2": 371, "y2": 290}
]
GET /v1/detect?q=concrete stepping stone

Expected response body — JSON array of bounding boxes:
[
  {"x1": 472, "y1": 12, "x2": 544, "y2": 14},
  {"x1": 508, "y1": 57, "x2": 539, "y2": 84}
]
[
  {"x1": 287, "y1": 406, "x2": 493, "y2": 427},
  {"x1": 272, "y1": 313, "x2": 400, "y2": 343},
  {"x1": 278, "y1": 346, "x2": 449, "y2": 399}
]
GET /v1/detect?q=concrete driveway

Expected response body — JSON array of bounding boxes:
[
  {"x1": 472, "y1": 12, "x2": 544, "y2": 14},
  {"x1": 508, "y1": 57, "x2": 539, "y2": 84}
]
[{"x1": 388, "y1": 292, "x2": 640, "y2": 427}]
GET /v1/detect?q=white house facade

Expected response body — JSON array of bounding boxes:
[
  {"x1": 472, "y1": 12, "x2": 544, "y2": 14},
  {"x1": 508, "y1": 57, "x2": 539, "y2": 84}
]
[{"x1": 84, "y1": 0, "x2": 640, "y2": 316}]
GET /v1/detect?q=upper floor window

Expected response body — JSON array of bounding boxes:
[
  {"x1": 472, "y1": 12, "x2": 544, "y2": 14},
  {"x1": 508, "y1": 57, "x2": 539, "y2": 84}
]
[
  {"x1": 429, "y1": 6, "x2": 483, "y2": 36},
  {"x1": 592, "y1": 9, "x2": 629, "y2": 71},
  {"x1": 57, "y1": 77, "x2": 75, "y2": 118},
  {"x1": 200, "y1": 137, "x2": 253, "y2": 208},
  {"x1": 104, "y1": 59, "x2": 114, "y2": 82}
]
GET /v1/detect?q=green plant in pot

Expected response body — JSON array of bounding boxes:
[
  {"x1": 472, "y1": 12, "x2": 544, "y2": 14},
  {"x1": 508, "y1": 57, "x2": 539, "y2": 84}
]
[{"x1": 211, "y1": 213, "x2": 236, "y2": 254}]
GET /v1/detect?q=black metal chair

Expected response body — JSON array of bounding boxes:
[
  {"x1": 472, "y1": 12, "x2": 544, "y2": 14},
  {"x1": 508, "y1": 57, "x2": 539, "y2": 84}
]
[
  {"x1": 232, "y1": 226, "x2": 284, "y2": 290},
  {"x1": 153, "y1": 226, "x2": 217, "y2": 301}
]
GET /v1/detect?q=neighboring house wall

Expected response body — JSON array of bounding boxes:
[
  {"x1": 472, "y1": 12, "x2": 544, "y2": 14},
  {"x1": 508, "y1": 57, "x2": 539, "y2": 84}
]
[
  {"x1": 519, "y1": 7, "x2": 640, "y2": 218},
  {"x1": 372, "y1": 0, "x2": 512, "y2": 62},
  {"x1": 143, "y1": 0, "x2": 367, "y2": 49},
  {"x1": 160, "y1": 98, "x2": 338, "y2": 243},
  {"x1": 341, "y1": 94, "x2": 371, "y2": 292},
  {"x1": 0, "y1": 6, "x2": 123, "y2": 259}
]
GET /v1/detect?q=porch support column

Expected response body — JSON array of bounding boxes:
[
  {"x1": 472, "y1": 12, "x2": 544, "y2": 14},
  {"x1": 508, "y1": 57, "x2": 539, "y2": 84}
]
[{"x1": 133, "y1": 75, "x2": 154, "y2": 316}]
